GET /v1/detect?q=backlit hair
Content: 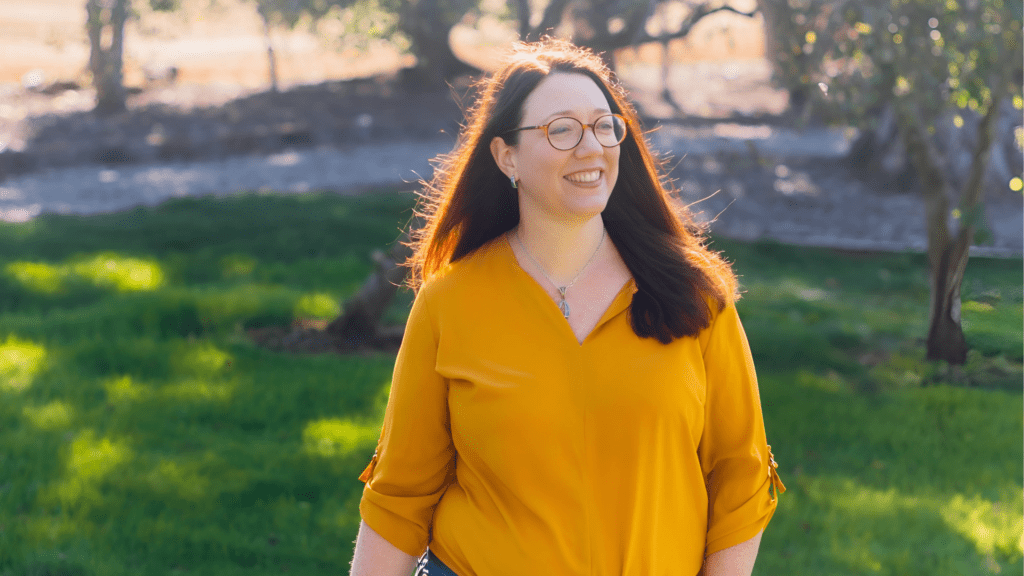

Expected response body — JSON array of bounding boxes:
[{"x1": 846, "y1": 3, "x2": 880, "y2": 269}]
[{"x1": 404, "y1": 38, "x2": 737, "y2": 342}]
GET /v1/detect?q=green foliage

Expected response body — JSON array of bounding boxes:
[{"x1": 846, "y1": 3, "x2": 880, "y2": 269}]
[
  {"x1": 0, "y1": 191, "x2": 1020, "y2": 574},
  {"x1": 770, "y1": 0, "x2": 1023, "y2": 122},
  {"x1": 252, "y1": 0, "x2": 358, "y2": 28}
]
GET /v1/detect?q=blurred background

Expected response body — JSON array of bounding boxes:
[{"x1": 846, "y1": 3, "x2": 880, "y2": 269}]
[{"x1": 0, "y1": 1, "x2": 1022, "y2": 574}]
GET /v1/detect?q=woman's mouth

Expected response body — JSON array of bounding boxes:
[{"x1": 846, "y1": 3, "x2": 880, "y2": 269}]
[{"x1": 564, "y1": 170, "x2": 602, "y2": 184}]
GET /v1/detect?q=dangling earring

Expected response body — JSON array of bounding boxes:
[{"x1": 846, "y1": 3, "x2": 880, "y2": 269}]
[{"x1": 510, "y1": 174, "x2": 517, "y2": 189}]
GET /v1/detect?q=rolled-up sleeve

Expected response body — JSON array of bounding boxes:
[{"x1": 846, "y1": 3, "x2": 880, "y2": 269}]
[
  {"x1": 358, "y1": 281, "x2": 456, "y2": 556},
  {"x1": 697, "y1": 303, "x2": 785, "y2": 556}
]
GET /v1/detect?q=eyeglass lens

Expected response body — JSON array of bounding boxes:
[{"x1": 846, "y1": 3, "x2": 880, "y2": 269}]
[{"x1": 547, "y1": 115, "x2": 626, "y2": 150}]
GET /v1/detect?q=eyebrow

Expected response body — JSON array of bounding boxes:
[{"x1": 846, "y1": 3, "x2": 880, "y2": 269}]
[{"x1": 543, "y1": 108, "x2": 612, "y2": 121}]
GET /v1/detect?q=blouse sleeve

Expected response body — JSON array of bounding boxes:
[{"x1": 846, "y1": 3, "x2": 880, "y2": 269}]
[
  {"x1": 697, "y1": 303, "x2": 785, "y2": 557},
  {"x1": 357, "y1": 281, "x2": 456, "y2": 557}
]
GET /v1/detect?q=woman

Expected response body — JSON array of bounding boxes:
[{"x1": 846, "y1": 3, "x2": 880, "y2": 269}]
[{"x1": 350, "y1": 38, "x2": 785, "y2": 576}]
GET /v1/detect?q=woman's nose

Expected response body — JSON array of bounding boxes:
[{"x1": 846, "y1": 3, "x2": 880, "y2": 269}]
[{"x1": 574, "y1": 127, "x2": 603, "y2": 156}]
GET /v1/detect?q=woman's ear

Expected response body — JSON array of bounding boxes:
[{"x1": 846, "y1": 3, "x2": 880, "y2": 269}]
[{"x1": 490, "y1": 136, "x2": 516, "y2": 178}]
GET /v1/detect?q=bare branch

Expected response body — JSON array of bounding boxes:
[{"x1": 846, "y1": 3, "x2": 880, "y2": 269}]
[{"x1": 643, "y1": 4, "x2": 758, "y2": 46}]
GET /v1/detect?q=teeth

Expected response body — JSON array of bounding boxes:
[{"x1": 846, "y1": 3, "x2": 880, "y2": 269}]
[{"x1": 566, "y1": 170, "x2": 601, "y2": 183}]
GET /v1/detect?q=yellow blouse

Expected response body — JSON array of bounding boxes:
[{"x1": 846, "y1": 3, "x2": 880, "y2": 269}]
[{"x1": 358, "y1": 236, "x2": 784, "y2": 575}]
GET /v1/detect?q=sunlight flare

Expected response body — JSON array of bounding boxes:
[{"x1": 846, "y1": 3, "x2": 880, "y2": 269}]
[
  {"x1": 303, "y1": 418, "x2": 377, "y2": 458},
  {"x1": 22, "y1": 401, "x2": 74, "y2": 430},
  {"x1": 941, "y1": 493, "x2": 1024, "y2": 556},
  {"x1": 5, "y1": 261, "x2": 64, "y2": 294},
  {"x1": 0, "y1": 336, "x2": 46, "y2": 393},
  {"x1": 172, "y1": 342, "x2": 232, "y2": 376},
  {"x1": 294, "y1": 292, "x2": 341, "y2": 320},
  {"x1": 104, "y1": 375, "x2": 150, "y2": 402},
  {"x1": 71, "y1": 253, "x2": 164, "y2": 291}
]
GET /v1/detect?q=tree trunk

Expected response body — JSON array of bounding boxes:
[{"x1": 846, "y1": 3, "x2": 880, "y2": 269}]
[
  {"x1": 87, "y1": 0, "x2": 128, "y2": 115},
  {"x1": 86, "y1": 0, "x2": 105, "y2": 82},
  {"x1": 756, "y1": 0, "x2": 785, "y2": 77},
  {"x1": 514, "y1": 0, "x2": 531, "y2": 40},
  {"x1": 398, "y1": 0, "x2": 479, "y2": 87},
  {"x1": 756, "y1": 0, "x2": 813, "y2": 114},
  {"x1": 258, "y1": 6, "x2": 279, "y2": 93},
  {"x1": 326, "y1": 236, "x2": 415, "y2": 348},
  {"x1": 898, "y1": 96, "x2": 1002, "y2": 365}
]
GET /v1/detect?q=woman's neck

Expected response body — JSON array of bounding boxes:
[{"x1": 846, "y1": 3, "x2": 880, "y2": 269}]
[{"x1": 512, "y1": 216, "x2": 607, "y2": 286}]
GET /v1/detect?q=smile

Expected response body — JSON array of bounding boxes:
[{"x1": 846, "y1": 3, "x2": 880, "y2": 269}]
[{"x1": 565, "y1": 170, "x2": 602, "y2": 184}]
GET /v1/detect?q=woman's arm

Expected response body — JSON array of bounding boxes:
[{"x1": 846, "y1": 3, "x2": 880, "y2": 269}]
[
  {"x1": 698, "y1": 530, "x2": 763, "y2": 576},
  {"x1": 349, "y1": 520, "x2": 421, "y2": 576}
]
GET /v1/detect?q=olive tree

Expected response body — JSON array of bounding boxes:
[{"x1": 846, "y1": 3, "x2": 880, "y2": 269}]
[
  {"x1": 251, "y1": 0, "x2": 481, "y2": 87},
  {"x1": 771, "y1": 0, "x2": 1022, "y2": 364}
]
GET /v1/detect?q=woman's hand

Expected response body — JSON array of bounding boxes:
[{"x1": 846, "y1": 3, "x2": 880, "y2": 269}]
[{"x1": 349, "y1": 520, "x2": 420, "y2": 576}]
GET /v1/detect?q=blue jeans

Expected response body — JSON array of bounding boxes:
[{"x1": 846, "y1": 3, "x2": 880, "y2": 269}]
[{"x1": 414, "y1": 549, "x2": 460, "y2": 576}]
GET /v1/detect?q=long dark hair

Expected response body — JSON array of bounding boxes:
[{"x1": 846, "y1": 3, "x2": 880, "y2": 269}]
[{"x1": 405, "y1": 38, "x2": 737, "y2": 342}]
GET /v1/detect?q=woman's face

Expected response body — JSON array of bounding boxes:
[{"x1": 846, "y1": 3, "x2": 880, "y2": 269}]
[{"x1": 491, "y1": 72, "x2": 621, "y2": 224}]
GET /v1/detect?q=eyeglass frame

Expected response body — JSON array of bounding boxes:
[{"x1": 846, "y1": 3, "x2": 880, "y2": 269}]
[{"x1": 501, "y1": 113, "x2": 629, "y2": 151}]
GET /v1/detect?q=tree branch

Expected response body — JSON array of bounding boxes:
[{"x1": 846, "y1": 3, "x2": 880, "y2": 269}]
[
  {"x1": 581, "y1": 2, "x2": 758, "y2": 55},
  {"x1": 956, "y1": 94, "x2": 1003, "y2": 237},
  {"x1": 896, "y1": 103, "x2": 953, "y2": 271},
  {"x1": 641, "y1": 4, "x2": 758, "y2": 46}
]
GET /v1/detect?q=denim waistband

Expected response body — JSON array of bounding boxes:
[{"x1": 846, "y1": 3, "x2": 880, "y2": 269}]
[{"x1": 414, "y1": 549, "x2": 460, "y2": 576}]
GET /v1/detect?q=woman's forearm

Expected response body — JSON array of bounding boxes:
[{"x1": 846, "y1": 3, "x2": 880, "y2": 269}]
[
  {"x1": 700, "y1": 530, "x2": 763, "y2": 576},
  {"x1": 350, "y1": 520, "x2": 420, "y2": 576}
]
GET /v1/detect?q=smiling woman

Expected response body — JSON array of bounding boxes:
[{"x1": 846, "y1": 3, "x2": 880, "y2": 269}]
[{"x1": 349, "y1": 38, "x2": 784, "y2": 576}]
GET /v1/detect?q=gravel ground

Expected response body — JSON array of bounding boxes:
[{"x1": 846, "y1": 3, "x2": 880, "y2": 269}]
[
  {"x1": 1, "y1": 125, "x2": 1019, "y2": 257},
  {"x1": 0, "y1": 65, "x2": 1019, "y2": 258},
  {"x1": 0, "y1": 140, "x2": 451, "y2": 220}
]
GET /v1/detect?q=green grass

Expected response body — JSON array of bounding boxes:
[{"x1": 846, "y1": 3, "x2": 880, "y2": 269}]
[{"x1": 0, "y1": 190, "x2": 1020, "y2": 575}]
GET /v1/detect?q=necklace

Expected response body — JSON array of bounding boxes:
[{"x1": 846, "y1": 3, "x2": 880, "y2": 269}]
[{"x1": 515, "y1": 226, "x2": 605, "y2": 320}]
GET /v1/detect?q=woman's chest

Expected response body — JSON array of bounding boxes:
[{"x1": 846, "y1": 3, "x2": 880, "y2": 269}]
[{"x1": 435, "y1": 319, "x2": 708, "y2": 464}]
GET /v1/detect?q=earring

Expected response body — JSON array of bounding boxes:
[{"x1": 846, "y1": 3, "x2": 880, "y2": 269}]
[{"x1": 510, "y1": 174, "x2": 517, "y2": 189}]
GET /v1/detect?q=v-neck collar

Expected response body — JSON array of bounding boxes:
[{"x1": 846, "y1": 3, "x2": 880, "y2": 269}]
[{"x1": 499, "y1": 234, "x2": 637, "y2": 347}]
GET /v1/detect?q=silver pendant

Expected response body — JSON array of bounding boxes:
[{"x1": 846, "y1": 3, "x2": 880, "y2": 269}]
[{"x1": 559, "y1": 299, "x2": 571, "y2": 319}]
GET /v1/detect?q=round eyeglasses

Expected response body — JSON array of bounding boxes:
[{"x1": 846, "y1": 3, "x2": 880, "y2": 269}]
[{"x1": 503, "y1": 114, "x2": 628, "y2": 151}]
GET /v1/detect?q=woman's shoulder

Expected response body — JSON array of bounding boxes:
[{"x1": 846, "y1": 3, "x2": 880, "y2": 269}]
[
  {"x1": 418, "y1": 236, "x2": 508, "y2": 302},
  {"x1": 695, "y1": 292, "x2": 742, "y2": 349}
]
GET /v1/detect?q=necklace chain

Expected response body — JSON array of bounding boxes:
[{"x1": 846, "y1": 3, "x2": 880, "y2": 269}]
[{"x1": 515, "y1": 226, "x2": 605, "y2": 319}]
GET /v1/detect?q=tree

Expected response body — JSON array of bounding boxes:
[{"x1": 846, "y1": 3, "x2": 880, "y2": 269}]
[
  {"x1": 770, "y1": 0, "x2": 1022, "y2": 364},
  {"x1": 325, "y1": 231, "x2": 415, "y2": 349},
  {"x1": 86, "y1": 0, "x2": 131, "y2": 114},
  {"x1": 246, "y1": 0, "x2": 400, "y2": 91},
  {"x1": 251, "y1": 0, "x2": 481, "y2": 87},
  {"x1": 515, "y1": 0, "x2": 758, "y2": 70},
  {"x1": 244, "y1": 0, "x2": 357, "y2": 92},
  {"x1": 395, "y1": 0, "x2": 482, "y2": 85},
  {"x1": 86, "y1": 0, "x2": 184, "y2": 114}
]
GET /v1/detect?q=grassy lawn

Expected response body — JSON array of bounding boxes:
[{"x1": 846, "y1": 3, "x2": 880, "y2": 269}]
[{"x1": 0, "y1": 190, "x2": 1020, "y2": 575}]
